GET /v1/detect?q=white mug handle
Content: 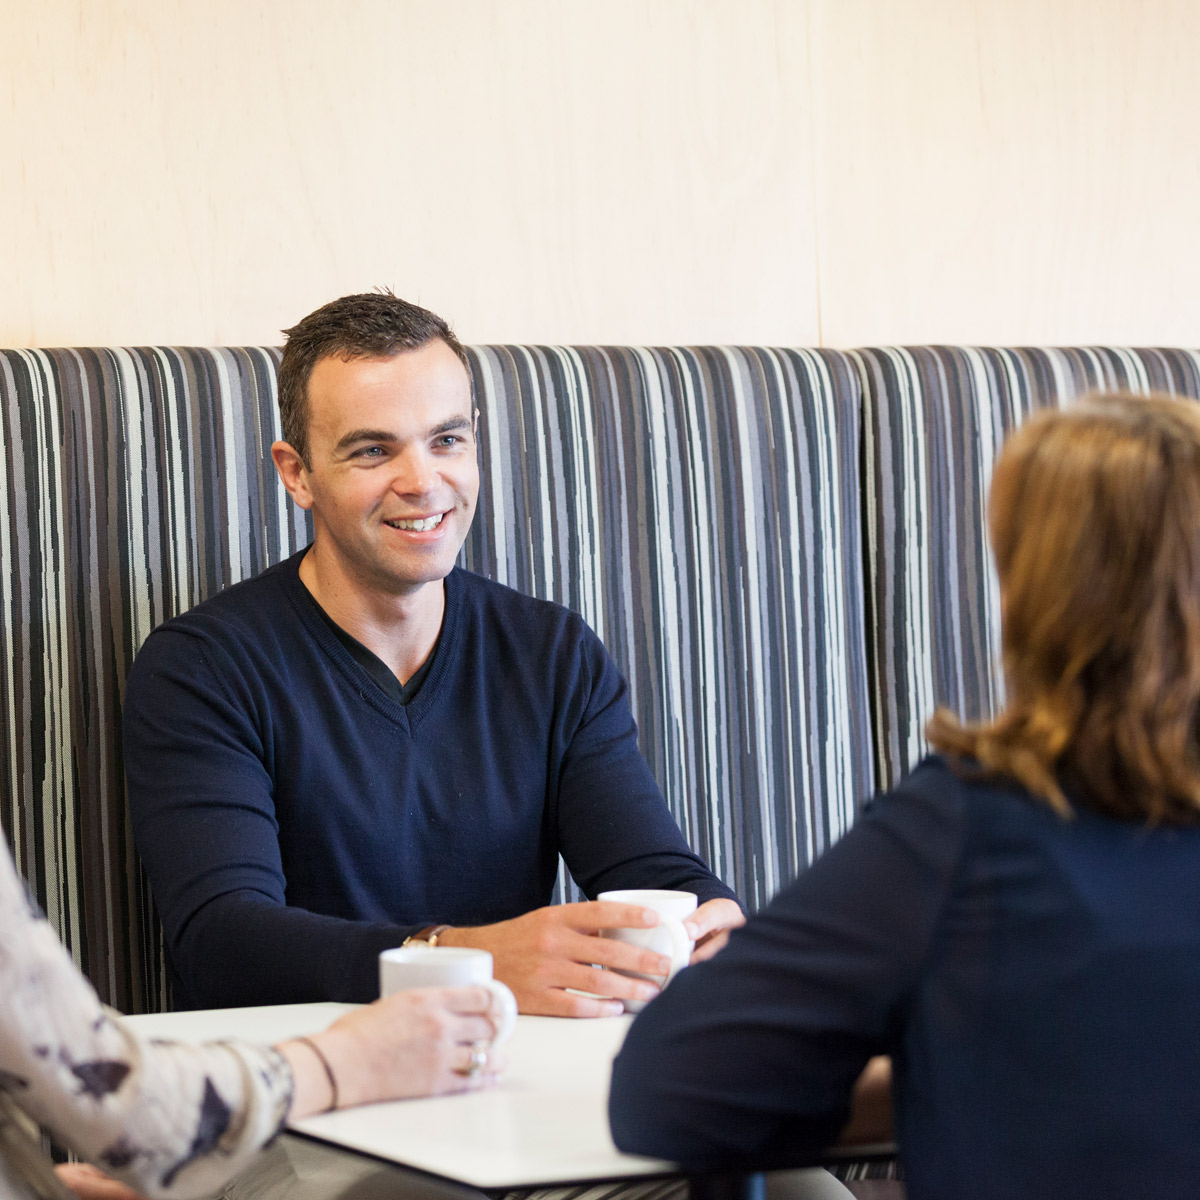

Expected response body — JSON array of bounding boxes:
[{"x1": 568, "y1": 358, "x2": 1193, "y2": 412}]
[
  {"x1": 483, "y1": 979, "x2": 518, "y2": 1047},
  {"x1": 653, "y1": 916, "x2": 693, "y2": 984}
]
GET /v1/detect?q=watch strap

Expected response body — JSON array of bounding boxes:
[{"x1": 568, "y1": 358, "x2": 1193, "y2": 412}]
[{"x1": 401, "y1": 923, "x2": 451, "y2": 948}]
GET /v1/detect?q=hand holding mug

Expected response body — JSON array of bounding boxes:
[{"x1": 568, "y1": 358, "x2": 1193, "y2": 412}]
[
  {"x1": 598, "y1": 889, "x2": 698, "y2": 1012},
  {"x1": 379, "y1": 945, "x2": 517, "y2": 1047},
  {"x1": 430, "y1": 901, "x2": 692, "y2": 1017},
  {"x1": 280, "y1": 979, "x2": 508, "y2": 1119},
  {"x1": 375, "y1": 946, "x2": 517, "y2": 1089}
]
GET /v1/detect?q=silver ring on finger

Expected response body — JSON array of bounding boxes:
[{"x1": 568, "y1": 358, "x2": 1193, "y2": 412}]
[{"x1": 456, "y1": 1040, "x2": 489, "y2": 1079}]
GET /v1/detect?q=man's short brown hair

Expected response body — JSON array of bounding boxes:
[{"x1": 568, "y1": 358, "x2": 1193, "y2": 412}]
[{"x1": 277, "y1": 290, "x2": 469, "y2": 467}]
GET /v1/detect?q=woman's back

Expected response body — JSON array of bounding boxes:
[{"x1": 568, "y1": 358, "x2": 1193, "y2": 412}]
[
  {"x1": 898, "y1": 760, "x2": 1200, "y2": 1198},
  {"x1": 611, "y1": 756, "x2": 1200, "y2": 1199}
]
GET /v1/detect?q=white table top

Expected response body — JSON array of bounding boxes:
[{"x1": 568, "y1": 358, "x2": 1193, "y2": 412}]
[{"x1": 121, "y1": 1003, "x2": 677, "y2": 1188}]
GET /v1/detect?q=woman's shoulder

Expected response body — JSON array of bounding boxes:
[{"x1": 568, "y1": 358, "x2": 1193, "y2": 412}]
[
  {"x1": 886, "y1": 753, "x2": 1156, "y2": 862},
  {"x1": 863, "y1": 754, "x2": 1059, "y2": 864},
  {"x1": 887, "y1": 753, "x2": 1040, "y2": 812}
]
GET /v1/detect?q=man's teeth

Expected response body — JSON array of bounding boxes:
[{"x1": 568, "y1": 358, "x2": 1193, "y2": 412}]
[{"x1": 388, "y1": 514, "x2": 445, "y2": 532}]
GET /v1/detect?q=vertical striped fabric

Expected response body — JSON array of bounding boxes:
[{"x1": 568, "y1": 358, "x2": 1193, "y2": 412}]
[
  {"x1": 0, "y1": 343, "x2": 872, "y2": 1013},
  {"x1": 0, "y1": 348, "x2": 310, "y2": 1014},
  {"x1": 463, "y1": 347, "x2": 873, "y2": 910},
  {"x1": 857, "y1": 346, "x2": 1200, "y2": 791},
  {"x1": 16, "y1": 339, "x2": 1195, "y2": 1018}
]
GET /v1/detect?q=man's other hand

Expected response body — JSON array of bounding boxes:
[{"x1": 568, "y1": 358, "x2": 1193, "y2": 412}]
[{"x1": 684, "y1": 898, "x2": 746, "y2": 963}]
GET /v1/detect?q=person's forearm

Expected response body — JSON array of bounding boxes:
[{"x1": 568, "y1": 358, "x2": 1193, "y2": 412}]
[
  {"x1": 277, "y1": 1037, "x2": 337, "y2": 1120},
  {"x1": 175, "y1": 892, "x2": 414, "y2": 1006}
]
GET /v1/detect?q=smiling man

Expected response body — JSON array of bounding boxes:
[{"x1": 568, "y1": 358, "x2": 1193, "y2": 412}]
[{"x1": 124, "y1": 291, "x2": 742, "y2": 1014}]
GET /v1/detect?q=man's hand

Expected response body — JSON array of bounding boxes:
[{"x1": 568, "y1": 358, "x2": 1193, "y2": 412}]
[
  {"x1": 684, "y1": 898, "x2": 746, "y2": 963},
  {"x1": 441, "y1": 902, "x2": 677, "y2": 1017}
]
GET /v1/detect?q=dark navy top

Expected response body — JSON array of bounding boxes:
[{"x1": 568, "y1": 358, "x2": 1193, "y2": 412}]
[
  {"x1": 610, "y1": 756, "x2": 1200, "y2": 1200},
  {"x1": 124, "y1": 550, "x2": 735, "y2": 1008}
]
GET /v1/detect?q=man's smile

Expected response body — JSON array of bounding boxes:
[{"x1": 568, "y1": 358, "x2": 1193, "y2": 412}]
[{"x1": 384, "y1": 513, "x2": 447, "y2": 532}]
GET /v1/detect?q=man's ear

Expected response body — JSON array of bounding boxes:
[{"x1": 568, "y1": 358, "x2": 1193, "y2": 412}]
[{"x1": 271, "y1": 441, "x2": 315, "y2": 510}]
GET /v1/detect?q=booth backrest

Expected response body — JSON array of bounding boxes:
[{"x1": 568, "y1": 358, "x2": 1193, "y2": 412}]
[
  {"x1": 1, "y1": 348, "x2": 308, "y2": 1011},
  {"x1": 464, "y1": 348, "x2": 873, "y2": 905},
  {"x1": 0, "y1": 344, "x2": 872, "y2": 1013},
  {"x1": 4, "y1": 342, "x2": 1198, "y2": 1013},
  {"x1": 856, "y1": 347, "x2": 1200, "y2": 789}
]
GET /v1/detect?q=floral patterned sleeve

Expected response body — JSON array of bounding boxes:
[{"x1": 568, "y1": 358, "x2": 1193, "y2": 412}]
[{"x1": 0, "y1": 840, "x2": 293, "y2": 1200}]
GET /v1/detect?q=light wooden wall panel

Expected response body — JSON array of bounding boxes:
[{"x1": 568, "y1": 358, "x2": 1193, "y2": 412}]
[
  {"x1": 810, "y1": 0, "x2": 1200, "y2": 346},
  {"x1": 1, "y1": 0, "x2": 819, "y2": 347},
  {"x1": 2, "y1": 1, "x2": 1196, "y2": 348}
]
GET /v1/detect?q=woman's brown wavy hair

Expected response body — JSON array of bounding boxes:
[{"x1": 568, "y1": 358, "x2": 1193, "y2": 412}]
[{"x1": 927, "y1": 392, "x2": 1200, "y2": 824}]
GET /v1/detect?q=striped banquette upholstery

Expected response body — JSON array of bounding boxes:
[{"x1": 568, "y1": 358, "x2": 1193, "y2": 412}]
[
  {"x1": 0, "y1": 349, "x2": 307, "y2": 1013},
  {"x1": 857, "y1": 347, "x2": 1200, "y2": 790},
  {"x1": 0, "y1": 345, "x2": 872, "y2": 1014}
]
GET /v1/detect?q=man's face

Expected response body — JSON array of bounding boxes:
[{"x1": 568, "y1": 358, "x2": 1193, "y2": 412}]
[{"x1": 279, "y1": 341, "x2": 479, "y2": 599}]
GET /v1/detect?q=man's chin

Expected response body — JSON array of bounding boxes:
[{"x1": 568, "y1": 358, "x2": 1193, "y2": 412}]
[{"x1": 371, "y1": 555, "x2": 461, "y2": 596}]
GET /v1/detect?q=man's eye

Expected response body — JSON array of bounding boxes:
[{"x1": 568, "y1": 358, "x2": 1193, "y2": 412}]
[
  {"x1": 435, "y1": 435, "x2": 463, "y2": 449},
  {"x1": 353, "y1": 446, "x2": 385, "y2": 459}
]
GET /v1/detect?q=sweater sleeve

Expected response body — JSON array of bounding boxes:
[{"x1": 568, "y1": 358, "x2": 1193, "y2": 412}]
[
  {"x1": 553, "y1": 624, "x2": 739, "y2": 906},
  {"x1": 607, "y1": 759, "x2": 967, "y2": 1168},
  {"x1": 0, "y1": 840, "x2": 291, "y2": 1199},
  {"x1": 124, "y1": 627, "x2": 417, "y2": 1007}
]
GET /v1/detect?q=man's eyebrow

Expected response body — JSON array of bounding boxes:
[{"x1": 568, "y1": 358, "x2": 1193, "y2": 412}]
[
  {"x1": 429, "y1": 415, "x2": 475, "y2": 436},
  {"x1": 334, "y1": 428, "x2": 395, "y2": 452},
  {"x1": 333, "y1": 415, "x2": 475, "y2": 454}
]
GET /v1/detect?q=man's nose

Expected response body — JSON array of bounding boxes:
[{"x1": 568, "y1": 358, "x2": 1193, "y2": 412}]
[{"x1": 390, "y1": 449, "x2": 437, "y2": 495}]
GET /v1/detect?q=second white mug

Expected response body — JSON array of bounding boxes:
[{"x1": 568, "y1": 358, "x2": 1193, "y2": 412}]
[
  {"x1": 378, "y1": 945, "x2": 517, "y2": 1046},
  {"x1": 598, "y1": 888, "x2": 698, "y2": 1012}
]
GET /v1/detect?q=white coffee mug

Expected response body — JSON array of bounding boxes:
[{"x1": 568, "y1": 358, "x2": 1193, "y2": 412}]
[
  {"x1": 378, "y1": 945, "x2": 517, "y2": 1046},
  {"x1": 598, "y1": 888, "x2": 698, "y2": 1012}
]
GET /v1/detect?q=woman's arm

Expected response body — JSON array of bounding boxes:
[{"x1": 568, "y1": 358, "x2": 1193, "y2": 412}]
[
  {"x1": 609, "y1": 763, "x2": 965, "y2": 1168},
  {"x1": 1, "y1": 837, "x2": 504, "y2": 1200},
  {"x1": 837, "y1": 1057, "x2": 894, "y2": 1147}
]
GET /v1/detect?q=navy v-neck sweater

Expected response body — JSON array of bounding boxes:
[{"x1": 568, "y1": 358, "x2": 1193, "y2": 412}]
[{"x1": 125, "y1": 550, "x2": 735, "y2": 1008}]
